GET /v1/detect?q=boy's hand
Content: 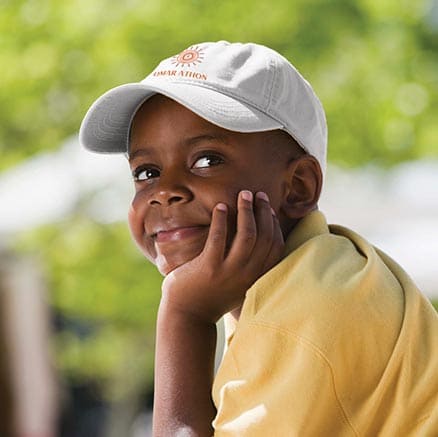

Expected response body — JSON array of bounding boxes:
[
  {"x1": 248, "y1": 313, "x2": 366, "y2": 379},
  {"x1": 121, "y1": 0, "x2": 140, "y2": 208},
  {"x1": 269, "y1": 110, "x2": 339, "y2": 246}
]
[{"x1": 161, "y1": 190, "x2": 285, "y2": 323}]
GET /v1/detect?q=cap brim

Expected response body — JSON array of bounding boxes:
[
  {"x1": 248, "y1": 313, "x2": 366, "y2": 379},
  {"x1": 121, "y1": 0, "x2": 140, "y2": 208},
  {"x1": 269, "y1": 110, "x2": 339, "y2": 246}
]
[{"x1": 79, "y1": 81, "x2": 283, "y2": 154}]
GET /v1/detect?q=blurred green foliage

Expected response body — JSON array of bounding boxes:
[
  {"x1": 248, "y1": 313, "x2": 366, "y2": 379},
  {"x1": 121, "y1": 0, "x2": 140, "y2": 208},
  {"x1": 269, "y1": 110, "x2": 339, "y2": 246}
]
[
  {"x1": 3, "y1": 0, "x2": 438, "y2": 403},
  {"x1": 17, "y1": 217, "x2": 162, "y2": 400}
]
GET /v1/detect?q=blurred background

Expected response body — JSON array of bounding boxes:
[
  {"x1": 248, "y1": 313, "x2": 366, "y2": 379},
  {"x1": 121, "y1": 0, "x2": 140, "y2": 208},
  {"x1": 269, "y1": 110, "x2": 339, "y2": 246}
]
[{"x1": 1, "y1": 0, "x2": 437, "y2": 436}]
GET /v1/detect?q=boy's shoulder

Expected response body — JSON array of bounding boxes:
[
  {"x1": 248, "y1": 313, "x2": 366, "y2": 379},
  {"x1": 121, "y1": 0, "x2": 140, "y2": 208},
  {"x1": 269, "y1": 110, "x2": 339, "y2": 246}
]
[
  {"x1": 245, "y1": 210, "x2": 404, "y2": 321},
  {"x1": 235, "y1": 210, "x2": 407, "y2": 358}
]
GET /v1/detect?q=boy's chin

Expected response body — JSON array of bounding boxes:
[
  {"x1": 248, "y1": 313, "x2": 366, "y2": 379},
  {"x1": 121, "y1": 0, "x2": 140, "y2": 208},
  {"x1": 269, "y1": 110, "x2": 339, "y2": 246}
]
[
  {"x1": 153, "y1": 250, "x2": 202, "y2": 277},
  {"x1": 155, "y1": 257, "x2": 176, "y2": 277}
]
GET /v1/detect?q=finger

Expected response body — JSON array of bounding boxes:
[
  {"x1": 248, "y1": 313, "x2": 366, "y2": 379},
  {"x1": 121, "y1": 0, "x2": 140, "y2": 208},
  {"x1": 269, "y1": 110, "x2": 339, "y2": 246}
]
[
  {"x1": 262, "y1": 208, "x2": 285, "y2": 273},
  {"x1": 251, "y1": 191, "x2": 275, "y2": 260},
  {"x1": 203, "y1": 202, "x2": 228, "y2": 263},
  {"x1": 226, "y1": 190, "x2": 257, "y2": 263}
]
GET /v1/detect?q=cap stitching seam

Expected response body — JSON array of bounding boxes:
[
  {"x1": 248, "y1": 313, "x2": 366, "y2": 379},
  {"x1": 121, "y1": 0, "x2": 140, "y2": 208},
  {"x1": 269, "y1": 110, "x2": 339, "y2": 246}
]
[{"x1": 265, "y1": 57, "x2": 277, "y2": 113}]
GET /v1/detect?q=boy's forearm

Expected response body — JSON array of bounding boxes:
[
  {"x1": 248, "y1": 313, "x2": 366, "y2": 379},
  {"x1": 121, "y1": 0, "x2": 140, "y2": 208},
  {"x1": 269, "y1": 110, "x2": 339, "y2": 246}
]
[{"x1": 153, "y1": 296, "x2": 217, "y2": 437}]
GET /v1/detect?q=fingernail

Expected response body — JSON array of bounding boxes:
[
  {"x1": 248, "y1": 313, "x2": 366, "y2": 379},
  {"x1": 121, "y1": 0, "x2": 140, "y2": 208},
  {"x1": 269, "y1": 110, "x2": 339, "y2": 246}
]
[
  {"x1": 271, "y1": 207, "x2": 276, "y2": 216},
  {"x1": 241, "y1": 190, "x2": 253, "y2": 202},
  {"x1": 256, "y1": 191, "x2": 269, "y2": 202},
  {"x1": 216, "y1": 203, "x2": 227, "y2": 211}
]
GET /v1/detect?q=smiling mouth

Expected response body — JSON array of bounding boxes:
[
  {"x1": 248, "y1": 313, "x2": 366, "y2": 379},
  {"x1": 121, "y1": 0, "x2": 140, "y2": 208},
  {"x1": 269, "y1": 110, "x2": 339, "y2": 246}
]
[{"x1": 153, "y1": 225, "x2": 209, "y2": 243}]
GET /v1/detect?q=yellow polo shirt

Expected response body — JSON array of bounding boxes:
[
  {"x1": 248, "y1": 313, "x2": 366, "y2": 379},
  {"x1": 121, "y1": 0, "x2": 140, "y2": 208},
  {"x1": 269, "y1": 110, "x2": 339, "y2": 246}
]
[{"x1": 212, "y1": 211, "x2": 438, "y2": 436}]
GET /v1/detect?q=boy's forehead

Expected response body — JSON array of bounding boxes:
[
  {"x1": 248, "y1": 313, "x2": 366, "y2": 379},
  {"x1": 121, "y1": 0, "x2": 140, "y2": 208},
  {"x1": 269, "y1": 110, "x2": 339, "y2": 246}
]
[
  {"x1": 129, "y1": 94, "x2": 261, "y2": 153},
  {"x1": 132, "y1": 93, "x2": 211, "y2": 128}
]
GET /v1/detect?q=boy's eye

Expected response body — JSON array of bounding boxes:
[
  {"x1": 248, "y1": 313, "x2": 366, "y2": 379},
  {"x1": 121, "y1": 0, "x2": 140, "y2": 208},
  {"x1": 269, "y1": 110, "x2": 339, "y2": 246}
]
[
  {"x1": 192, "y1": 154, "x2": 224, "y2": 169},
  {"x1": 133, "y1": 166, "x2": 160, "y2": 181}
]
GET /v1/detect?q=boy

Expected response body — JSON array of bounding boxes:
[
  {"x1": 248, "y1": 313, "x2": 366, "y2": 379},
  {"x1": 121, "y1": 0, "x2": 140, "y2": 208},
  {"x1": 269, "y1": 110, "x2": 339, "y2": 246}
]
[{"x1": 80, "y1": 41, "x2": 438, "y2": 436}]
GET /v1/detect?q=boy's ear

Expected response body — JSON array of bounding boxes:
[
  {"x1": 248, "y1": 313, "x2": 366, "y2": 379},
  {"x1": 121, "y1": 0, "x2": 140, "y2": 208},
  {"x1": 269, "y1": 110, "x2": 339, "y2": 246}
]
[{"x1": 281, "y1": 155, "x2": 323, "y2": 219}]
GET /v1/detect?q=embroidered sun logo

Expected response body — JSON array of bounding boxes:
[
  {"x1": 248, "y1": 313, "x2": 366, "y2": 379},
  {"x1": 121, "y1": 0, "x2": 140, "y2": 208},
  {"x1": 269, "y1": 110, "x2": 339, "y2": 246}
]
[{"x1": 171, "y1": 46, "x2": 205, "y2": 68}]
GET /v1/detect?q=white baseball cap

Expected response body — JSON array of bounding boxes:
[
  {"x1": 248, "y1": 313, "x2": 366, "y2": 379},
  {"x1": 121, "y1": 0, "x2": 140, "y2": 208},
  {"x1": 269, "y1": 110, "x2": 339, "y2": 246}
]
[{"x1": 79, "y1": 41, "x2": 327, "y2": 174}]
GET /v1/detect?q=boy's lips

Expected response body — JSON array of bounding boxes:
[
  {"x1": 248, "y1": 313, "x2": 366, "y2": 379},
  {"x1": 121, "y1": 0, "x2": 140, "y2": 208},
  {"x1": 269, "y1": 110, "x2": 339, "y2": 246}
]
[{"x1": 152, "y1": 225, "x2": 209, "y2": 243}]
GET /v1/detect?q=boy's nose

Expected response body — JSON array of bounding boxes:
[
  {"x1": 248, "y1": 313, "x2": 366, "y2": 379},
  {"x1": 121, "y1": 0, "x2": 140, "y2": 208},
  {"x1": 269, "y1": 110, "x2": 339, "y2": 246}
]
[{"x1": 148, "y1": 187, "x2": 192, "y2": 206}]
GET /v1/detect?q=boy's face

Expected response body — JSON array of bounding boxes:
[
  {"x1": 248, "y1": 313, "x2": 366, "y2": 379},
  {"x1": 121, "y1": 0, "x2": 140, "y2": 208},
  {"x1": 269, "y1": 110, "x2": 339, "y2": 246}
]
[{"x1": 128, "y1": 94, "x2": 292, "y2": 275}]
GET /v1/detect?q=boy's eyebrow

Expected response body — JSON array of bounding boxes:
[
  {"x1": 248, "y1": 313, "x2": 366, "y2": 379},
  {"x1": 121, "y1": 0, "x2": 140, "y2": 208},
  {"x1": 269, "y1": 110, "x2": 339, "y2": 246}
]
[
  {"x1": 184, "y1": 133, "x2": 229, "y2": 146},
  {"x1": 128, "y1": 148, "x2": 153, "y2": 161},
  {"x1": 128, "y1": 133, "x2": 230, "y2": 161}
]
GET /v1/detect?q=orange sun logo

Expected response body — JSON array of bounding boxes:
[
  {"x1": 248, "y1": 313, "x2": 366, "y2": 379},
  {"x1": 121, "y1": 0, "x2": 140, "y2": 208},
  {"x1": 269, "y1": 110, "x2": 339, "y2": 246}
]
[{"x1": 171, "y1": 46, "x2": 205, "y2": 67}]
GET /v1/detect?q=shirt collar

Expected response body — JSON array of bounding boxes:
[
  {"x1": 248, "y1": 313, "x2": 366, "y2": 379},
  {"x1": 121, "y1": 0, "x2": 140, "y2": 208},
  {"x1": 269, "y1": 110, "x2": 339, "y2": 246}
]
[{"x1": 283, "y1": 210, "x2": 330, "y2": 257}]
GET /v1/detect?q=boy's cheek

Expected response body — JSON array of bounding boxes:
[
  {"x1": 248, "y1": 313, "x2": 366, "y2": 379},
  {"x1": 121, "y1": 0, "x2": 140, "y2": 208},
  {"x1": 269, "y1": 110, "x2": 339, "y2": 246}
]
[
  {"x1": 127, "y1": 209, "x2": 155, "y2": 261},
  {"x1": 131, "y1": 230, "x2": 157, "y2": 264}
]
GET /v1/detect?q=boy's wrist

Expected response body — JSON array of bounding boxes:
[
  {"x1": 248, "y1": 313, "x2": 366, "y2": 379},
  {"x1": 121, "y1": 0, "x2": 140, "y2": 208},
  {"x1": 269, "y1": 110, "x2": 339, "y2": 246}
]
[{"x1": 159, "y1": 289, "x2": 219, "y2": 326}]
